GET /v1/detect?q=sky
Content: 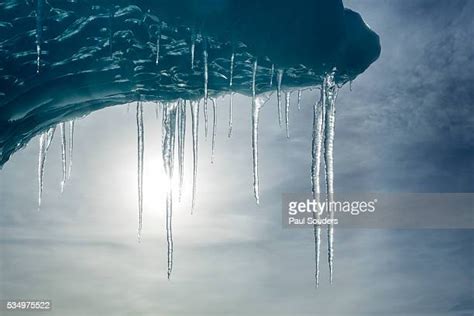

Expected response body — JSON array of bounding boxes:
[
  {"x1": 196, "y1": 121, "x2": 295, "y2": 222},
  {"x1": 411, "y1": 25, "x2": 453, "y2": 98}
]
[{"x1": 0, "y1": 0, "x2": 473, "y2": 315}]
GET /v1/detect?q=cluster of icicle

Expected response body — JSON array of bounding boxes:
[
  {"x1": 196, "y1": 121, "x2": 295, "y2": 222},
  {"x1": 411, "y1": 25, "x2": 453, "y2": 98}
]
[
  {"x1": 37, "y1": 120, "x2": 75, "y2": 209},
  {"x1": 133, "y1": 64, "x2": 338, "y2": 283},
  {"x1": 311, "y1": 71, "x2": 338, "y2": 287},
  {"x1": 35, "y1": 23, "x2": 340, "y2": 284}
]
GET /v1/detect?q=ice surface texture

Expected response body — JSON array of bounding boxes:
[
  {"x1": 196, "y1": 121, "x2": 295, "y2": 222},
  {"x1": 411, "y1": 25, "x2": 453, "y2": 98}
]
[{"x1": 0, "y1": 0, "x2": 380, "y2": 166}]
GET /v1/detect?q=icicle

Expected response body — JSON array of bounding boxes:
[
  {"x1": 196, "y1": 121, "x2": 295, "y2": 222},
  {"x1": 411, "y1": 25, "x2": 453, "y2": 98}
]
[
  {"x1": 36, "y1": 0, "x2": 44, "y2": 73},
  {"x1": 202, "y1": 37, "x2": 209, "y2": 111},
  {"x1": 276, "y1": 69, "x2": 283, "y2": 126},
  {"x1": 202, "y1": 38, "x2": 209, "y2": 137},
  {"x1": 285, "y1": 91, "x2": 291, "y2": 138},
  {"x1": 155, "y1": 24, "x2": 162, "y2": 65},
  {"x1": 191, "y1": 31, "x2": 196, "y2": 69},
  {"x1": 323, "y1": 71, "x2": 338, "y2": 284},
  {"x1": 37, "y1": 126, "x2": 56, "y2": 210},
  {"x1": 136, "y1": 101, "x2": 144, "y2": 241},
  {"x1": 211, "y1": 98, "x2": 217, "y2": 163},
  {"x1": 227, "y1": 52, "x2": 235, "y2": 138},
  {"x1": 229, "y1": 52, "x2": 234, "y2": 88},
  {"x1": 203, "y1": 99, "x2": 209, "y2": 139},
  {"x1": 190, "y1": 100, "x2": 199, "y2": 213},
  {"x1": 60, "y1": 122, "x2": 67, "y2": 193},
  {"x1": 45, "y1": 127, "x2": 55, "y2": 149},
  {"x1": 251, "y1": 59, "x2": 261, "y2": 204},
  {"x1": 252, "y1": 59, "x2": 258, "y2": 99},
  {"x1": 251, "y1": 93, "x2": 271, "y2": 205},
  {"x1": 38, "y1": 134, "x2": 46, "y2": 209},
  {"x1": 228, "y1": 92, "x2": 234, "y2": 138},
  {"x1": 177, "y1": 100, "x2": 186, "y2": 200},
  {"x1": 67, "y1": 120, "x2": 75, "y2": 180},
  {"x1": 311, "y1": 90, "x2": 326, "y2": 288},
  {"x1": 297, "y1": 89, "x2": 302, "y2": 110},
  {"x1": 270, "y1": 64, "x2": 274, "y2": 87},
  {"x1": 162, "y1": 103, "x2": 177, "y2": 279}
]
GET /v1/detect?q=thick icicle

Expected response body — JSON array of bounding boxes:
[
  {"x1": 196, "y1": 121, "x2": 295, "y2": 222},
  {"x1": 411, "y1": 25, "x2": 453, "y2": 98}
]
[
  {"x1": 285, "y1": 91, "x2": 291, "y2": 138},
  {"x1": 297, "y1": 89, "x2": 302, "y2": 110},
  {"x1": 323, "y1": 71, "x2": 338, "y2": 284},
  {"x1": 162, "y1": 103, "x2": 177, "y2": 279},
  {"x1": 270, "y1": 64, "x2": 275, "y2": 87},
  {"x1": 67, "y1": 120, "x2": 75, "y2": 180},
  {"x1": 311, "y1": 90, "x2": 326, "y2": 288},
  {"x1": 276, "y1": 69, "x2": 283, "y2": 126},
  {"x1": 136, "y1": 102, "x2": 144, "y2": 241},
  {"x1": 251, "y1": 93, "x2": 271, "y2": 205},
  {"x1": 177, "y1": 100, "x2": 186, "y2": 200},
  {"x1": 60, "y1": 122, "x2": 67, "y2": 192},
  {"x1": 228, "y1": 92, "x2": 234, "y2": 138},
  {"x1": 190, "y1": 100, "x2": 199, "y2": 213},
  {"x1": 37, "y1": 126, "x2": 56, "y2": 210},
  {"x1": 251, "y1": 59, "x2": 261, "y2": 204},
  {"x1": 36, "y1": 0, "x2": 44, "y2": 73},
  {"x1": 162, "y1": 103, "x2": 177, "y2": 276},
  {"x1": 211, "y1": 98, "x2": 217, "y2": 163}
]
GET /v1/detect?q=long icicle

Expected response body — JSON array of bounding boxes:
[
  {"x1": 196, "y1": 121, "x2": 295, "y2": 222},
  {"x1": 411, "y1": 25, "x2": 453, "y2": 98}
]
[
  {"x1": 38, "y1": 133, "x2": 46, "y2": 209},
  {"x1": 60, "y1": 122, "x2": 67, "y2": 192},
  {"x1": 190, "y1": 100, "x2": 199, "y2": 213},
  {"x1": 323, "y1": 71, "x2": 338, "y2": 284},
  {"x1": 251, "y1": 58, "x2": 261, "y2": 204},
  {"x1": 38, "y1": 126, "x2": 56, "y2": 210},
  {"x1": 285, "y1": 91, "x2": 291, "y2": 138},
  {"x1": 203, "y1": 37, "x2": 209, "y2": 138},
  {"x1": 211, "y1": 98, "x2": 217, "y2": 163},
  {"x1": 136, "y1": 101, "x2": 144, "y2": 241},
  {"x1": 228, "y1": 52, "x2": 235, "y2": 138},
  {"x1": 311, "y1": 88, "x2": 326, "y2": 288},
  {"x1": 276, "y1": 69, "x2": 283, "y2": 127},
  {"x1": 67, "y1": 120, "x2": 75, "y2": 180},
  {"x1": 177, "y1": 100, "x2": 186, "y2": 200},
  {"x1": 162, "y1": 103, "x2": 177, "y2": 279},
  {"x1": 36, "y1": 0, "x2": 44, "y2": 73}
]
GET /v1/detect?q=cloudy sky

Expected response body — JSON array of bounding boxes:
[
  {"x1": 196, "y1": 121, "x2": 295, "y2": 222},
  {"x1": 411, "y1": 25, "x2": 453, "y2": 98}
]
[{"x1": 1, "y1": 0, "x2": 473, "y2": 315}]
